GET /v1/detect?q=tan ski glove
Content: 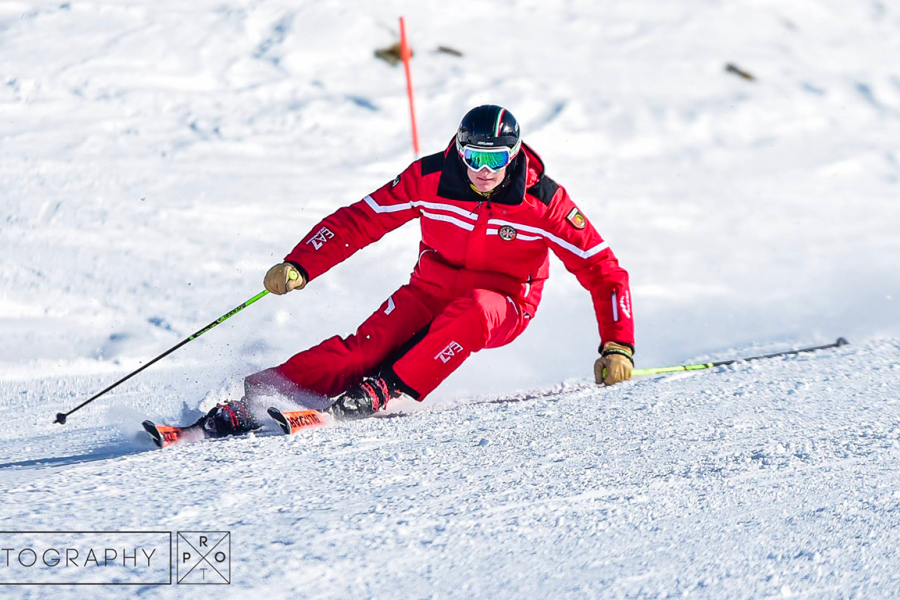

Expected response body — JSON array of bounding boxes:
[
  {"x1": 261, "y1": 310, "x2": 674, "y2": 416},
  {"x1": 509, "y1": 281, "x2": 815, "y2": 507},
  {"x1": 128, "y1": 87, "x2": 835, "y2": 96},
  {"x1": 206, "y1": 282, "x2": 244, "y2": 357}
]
[
  {"x1": 264, "y1": 263, "x2": 307, "y2": 295},
  {"x1": 594, "y1": 341, "x2": 634, "y2": 386}
]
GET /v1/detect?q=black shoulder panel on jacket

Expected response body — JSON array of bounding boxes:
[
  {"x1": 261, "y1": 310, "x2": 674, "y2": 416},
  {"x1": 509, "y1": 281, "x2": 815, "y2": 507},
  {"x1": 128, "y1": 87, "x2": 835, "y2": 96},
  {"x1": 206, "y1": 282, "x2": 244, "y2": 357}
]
[
  {"x1": 527, "y1": 175, "x2": 560, "y2": 206},
  {"x1": 420, "y1": 151, "x2": 445, "y2": 176}
]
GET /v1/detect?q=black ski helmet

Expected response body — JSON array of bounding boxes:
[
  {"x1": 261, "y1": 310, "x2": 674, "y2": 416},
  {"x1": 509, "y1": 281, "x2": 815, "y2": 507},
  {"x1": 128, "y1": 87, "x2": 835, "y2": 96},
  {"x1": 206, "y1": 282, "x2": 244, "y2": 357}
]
[{"x1": 456, "y1": 105, "x2": 521, "y2": 155}]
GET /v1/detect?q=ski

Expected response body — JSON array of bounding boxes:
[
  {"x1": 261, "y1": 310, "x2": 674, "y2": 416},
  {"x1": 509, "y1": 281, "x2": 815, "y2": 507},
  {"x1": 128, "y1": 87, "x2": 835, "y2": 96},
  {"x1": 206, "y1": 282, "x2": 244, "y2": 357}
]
[
  {"x1": 267, "y1": 407, "x2": 328, "y2": 435},
  {"x1": 142, "y1": 420, "x2": 210, "y2": 448},
  {"x1": 142, "y1": 408, "x2": 327, "y2": 447}
]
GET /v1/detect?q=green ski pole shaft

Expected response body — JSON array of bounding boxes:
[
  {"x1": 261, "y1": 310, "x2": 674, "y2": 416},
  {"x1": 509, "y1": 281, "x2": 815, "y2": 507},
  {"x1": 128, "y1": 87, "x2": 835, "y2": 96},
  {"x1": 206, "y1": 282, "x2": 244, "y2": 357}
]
[
  {"x1": 54, "y1": 289, "x2": 272, "y2": 425},
  {"x1": 609, "y1": 337, "x2": 849, "y2": 379}
]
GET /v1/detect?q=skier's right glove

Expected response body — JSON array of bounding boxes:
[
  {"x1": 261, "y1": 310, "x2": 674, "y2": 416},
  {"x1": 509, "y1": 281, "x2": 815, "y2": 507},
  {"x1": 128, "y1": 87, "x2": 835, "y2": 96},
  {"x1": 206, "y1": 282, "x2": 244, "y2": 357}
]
[
  {"x1": 594, "y1": 341, "x2": 634, "y2": 386},
  {"x1": 264, "y1": 262, "x2": 307, "y2": 295}
]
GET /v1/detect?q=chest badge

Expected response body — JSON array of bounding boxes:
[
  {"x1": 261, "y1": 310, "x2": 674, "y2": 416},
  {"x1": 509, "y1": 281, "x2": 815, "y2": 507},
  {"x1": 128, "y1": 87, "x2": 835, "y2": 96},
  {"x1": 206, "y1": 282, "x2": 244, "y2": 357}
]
[
  {"x1": 498, "y1": 225, "x2": 517, "y2": 241},
  {"x1": 566, "y1": 207, "x2": 586, "y2": 229}
]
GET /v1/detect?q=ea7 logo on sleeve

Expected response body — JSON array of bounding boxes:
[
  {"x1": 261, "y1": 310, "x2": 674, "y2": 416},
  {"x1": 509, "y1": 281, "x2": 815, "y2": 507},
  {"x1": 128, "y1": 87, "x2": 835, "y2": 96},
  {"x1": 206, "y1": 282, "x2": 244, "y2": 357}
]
[
  {"x1": 619, "y1": 290, "x2": 632, "y2": 319},
  {"x1": 306, "y1": 227, "x2": 335, "y2": 250},
  {"x1": 612, "y1": 290, "x2": 632, "y2": 322},
  {"x1": 435, "y1": 341, "x2": 464, "y2": 364}
]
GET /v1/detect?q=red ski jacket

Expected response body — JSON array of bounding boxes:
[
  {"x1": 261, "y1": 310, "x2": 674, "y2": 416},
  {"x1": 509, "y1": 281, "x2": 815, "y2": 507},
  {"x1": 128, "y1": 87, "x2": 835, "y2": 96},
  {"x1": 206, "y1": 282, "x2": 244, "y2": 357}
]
[{"x1": 285, "y1": 141, "x2": 634, "y2": 350}]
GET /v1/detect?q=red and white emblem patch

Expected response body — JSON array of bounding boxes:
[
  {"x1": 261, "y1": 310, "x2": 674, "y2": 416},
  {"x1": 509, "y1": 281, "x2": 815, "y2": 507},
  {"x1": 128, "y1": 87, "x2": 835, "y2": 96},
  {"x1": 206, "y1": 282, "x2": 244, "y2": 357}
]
[
  {"x1": 566, "y1": 207, "x2": 586, "y2": 229},
  {"x1": 498, "y1": 225, "x2": 517, "y2": 241}
]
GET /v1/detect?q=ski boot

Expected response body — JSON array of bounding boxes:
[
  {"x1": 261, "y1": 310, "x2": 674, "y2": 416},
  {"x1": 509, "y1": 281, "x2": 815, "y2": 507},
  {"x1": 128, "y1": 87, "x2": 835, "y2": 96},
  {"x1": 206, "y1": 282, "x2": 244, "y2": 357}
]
[
  {"x1": 326, "y1": 374, "x2": 403, "y2": 420},
  {"x1": 197, "y1": 400, "x2": 263, "y2": 437}
]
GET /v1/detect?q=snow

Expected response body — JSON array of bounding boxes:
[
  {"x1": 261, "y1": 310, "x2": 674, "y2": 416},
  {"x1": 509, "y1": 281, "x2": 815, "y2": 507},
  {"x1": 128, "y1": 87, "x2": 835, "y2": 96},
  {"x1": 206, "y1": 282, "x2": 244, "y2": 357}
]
[{"x1": 1, "y1": 0, "x2": 899, "y2": 598}]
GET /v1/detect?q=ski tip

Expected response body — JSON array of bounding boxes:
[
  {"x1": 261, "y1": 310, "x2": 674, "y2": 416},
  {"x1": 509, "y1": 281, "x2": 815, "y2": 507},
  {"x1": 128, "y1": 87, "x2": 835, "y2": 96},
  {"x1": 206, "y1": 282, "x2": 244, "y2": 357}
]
[
  {"x1": 142, "y1": 420, "x2": 188, "y2": 448},
  {"x1": 142, "y1": 420, "x2": 163, "y2": 447},
  {"x1": 836, "y1": 336, "x2": 849, "y2": 347},
  {"x1": 267, "y1": 407, "x2": 291, "y2": 435}
]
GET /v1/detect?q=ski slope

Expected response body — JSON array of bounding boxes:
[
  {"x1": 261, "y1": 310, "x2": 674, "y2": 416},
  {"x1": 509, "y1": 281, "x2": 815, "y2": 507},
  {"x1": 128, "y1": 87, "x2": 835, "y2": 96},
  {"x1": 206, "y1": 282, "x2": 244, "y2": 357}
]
[{"x1": 2, "y1": 0, "x2": 899, "y2": 598}]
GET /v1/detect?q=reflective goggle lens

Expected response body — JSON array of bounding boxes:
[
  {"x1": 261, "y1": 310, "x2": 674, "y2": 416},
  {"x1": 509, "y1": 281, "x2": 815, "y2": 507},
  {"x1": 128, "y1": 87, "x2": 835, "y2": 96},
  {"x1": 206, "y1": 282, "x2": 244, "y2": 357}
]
[{"x1": 461, "y1": 146, "x2": 512, "y2": 172}]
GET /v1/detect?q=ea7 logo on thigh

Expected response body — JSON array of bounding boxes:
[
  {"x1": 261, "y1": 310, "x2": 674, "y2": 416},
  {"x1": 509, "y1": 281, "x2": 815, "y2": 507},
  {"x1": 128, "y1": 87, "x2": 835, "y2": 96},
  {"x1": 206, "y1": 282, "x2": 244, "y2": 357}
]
[
  {"x1": 306, "y1": 227, "x2": 335, "y2": 250},
  {"x1": 435, "y1": 341, "x2": 464, "y2": 364}
]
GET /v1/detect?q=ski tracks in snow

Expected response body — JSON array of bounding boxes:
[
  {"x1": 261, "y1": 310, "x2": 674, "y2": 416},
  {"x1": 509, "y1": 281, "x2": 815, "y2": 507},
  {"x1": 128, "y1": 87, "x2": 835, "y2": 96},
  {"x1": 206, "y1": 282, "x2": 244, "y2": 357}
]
[{"x1": 2, "y1": 340, "x2": 899, "y2": 598}]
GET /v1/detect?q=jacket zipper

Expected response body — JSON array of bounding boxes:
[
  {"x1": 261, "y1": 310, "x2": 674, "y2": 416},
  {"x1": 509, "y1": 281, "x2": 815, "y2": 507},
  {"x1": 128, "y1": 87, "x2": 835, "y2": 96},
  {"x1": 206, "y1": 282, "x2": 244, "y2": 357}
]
[{"x1": 462, "y1": 199, "x2": 490, "y2": 268}]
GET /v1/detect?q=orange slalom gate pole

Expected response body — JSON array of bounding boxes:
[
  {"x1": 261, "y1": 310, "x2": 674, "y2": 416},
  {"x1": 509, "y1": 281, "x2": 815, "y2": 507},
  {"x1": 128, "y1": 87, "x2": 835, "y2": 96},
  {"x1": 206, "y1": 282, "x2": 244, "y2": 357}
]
[{"x1": 399, "y1": 16, "x2": 420, "y2": 157}]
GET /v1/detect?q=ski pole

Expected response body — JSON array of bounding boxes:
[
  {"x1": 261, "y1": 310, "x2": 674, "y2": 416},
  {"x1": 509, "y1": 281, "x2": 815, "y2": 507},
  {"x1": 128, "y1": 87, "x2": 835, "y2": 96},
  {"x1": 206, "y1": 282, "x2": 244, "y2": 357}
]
[
  {"x1": 54, "y1": 271, "x2": 299, "y2": 424},
  {"x1": 605, "y1": 337, "x2": 849, "y2": 380}
]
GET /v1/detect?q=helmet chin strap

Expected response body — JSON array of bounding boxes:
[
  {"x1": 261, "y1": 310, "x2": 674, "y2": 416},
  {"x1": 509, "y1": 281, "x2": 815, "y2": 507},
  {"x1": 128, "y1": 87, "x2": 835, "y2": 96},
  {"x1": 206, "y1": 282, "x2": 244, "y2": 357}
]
[{"x1": 469, "y1": 181, "x2": 496, "y2": 197}]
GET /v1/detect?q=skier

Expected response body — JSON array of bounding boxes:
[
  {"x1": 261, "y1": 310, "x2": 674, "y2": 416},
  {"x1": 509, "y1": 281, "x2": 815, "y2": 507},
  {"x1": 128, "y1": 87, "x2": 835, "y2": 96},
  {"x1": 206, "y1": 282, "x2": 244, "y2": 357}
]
[{"x1": 204, "y1": 105, "x2": 635, "y2": 436}]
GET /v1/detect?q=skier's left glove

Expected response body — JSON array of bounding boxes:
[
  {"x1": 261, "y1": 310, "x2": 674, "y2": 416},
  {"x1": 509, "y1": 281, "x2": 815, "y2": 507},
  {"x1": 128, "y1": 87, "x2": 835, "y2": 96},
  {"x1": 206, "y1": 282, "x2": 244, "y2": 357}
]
[
  {"x1": 594, "y1": 341, "x2": 634, "y2": 386},
  {"x1": 264, "y1": 262, "x2": 307, "y2": 295}
]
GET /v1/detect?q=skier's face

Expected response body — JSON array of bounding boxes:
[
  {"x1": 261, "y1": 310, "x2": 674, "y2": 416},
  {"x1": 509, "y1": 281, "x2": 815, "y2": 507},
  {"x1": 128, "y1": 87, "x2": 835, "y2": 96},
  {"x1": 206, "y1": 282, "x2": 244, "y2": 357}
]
[{"x1": 466, "y1": 164, "x2": 507, "y2": 193}]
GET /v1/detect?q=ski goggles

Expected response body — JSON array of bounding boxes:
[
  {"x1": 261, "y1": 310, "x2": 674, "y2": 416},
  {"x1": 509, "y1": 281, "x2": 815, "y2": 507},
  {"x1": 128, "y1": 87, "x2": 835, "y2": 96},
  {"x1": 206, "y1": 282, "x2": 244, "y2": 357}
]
[{"x1": 456, "y1": 140, "x2": 521, "y2": 173}]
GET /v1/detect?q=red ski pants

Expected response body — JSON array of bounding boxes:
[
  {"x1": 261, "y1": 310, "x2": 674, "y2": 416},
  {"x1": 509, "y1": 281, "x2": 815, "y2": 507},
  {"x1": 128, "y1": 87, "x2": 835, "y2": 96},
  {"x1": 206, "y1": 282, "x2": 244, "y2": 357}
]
[{"x1": 266, "y1": 285, "x2": 530, "y2": 401}]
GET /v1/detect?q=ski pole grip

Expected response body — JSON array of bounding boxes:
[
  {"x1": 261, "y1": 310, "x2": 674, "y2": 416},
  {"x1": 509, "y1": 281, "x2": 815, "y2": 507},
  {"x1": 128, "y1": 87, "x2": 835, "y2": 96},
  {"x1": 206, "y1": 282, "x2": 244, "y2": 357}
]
[{"x1": 288, "y1": 269, "x2": 299, "y2": 281}]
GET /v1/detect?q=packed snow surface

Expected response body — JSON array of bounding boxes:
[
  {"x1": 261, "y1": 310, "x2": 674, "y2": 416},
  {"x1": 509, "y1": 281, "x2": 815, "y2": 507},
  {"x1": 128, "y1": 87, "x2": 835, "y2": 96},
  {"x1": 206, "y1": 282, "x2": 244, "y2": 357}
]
[{"x1": 1, "y1": 0, "x2": 899, "y2": 598}]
